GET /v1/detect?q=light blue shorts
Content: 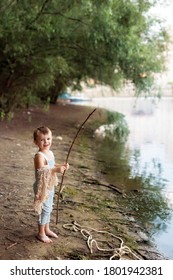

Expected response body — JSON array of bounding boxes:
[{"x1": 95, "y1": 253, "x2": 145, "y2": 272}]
[{"x1": 39, "y1": 188, "x2": 54, "y2": 225}]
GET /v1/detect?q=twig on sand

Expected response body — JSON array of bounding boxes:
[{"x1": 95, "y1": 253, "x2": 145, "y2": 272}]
[{"x1": 6, "y1": 242, "x2": 17, "y2": 250}]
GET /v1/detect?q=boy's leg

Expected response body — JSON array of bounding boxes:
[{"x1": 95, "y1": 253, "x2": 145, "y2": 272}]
[
  {"x1": 37, "y1": 191, "x2": 53, "y2": 243},
  {"x1": 37, "y1": 224, "x2": 52, "y2": 243},
  {"x1": 39, "y1": 189, "x2": 53, "y2": 225},
  {"x1": 45, "y1": 223, "x2": 58, "y2": 238},
  {"x1": 43, "y1": 188, "x2": 58, "y2": 238},
  {"x1": 37, "y1": 188, "x2": 57, "y2": 242}
]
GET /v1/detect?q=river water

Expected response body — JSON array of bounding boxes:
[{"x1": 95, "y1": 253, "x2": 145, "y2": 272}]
[{"x1": 80, "y1": 96, "x2": 173, "y2": 259}]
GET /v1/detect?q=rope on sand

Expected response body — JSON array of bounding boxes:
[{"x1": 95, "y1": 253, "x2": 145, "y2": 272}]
[{"x1": 63, "y1": 221, "x2": 141, "y2": 260}]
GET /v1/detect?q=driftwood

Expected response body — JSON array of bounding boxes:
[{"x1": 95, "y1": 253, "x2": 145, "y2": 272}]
[
  {"x1": 82, "y1": 177, "x2": 123, "y2": 194},
  {"x1": 56, "y1": 108, "x2": 97, "y2": 224}
]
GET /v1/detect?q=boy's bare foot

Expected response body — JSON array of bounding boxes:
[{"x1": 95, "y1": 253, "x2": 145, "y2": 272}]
[
  {"x1": 45, "y1": 230, "x2": 58, "y2": 238},
  {"x1": 36, "y1": 234, "x2": 53, "y2": 243}
]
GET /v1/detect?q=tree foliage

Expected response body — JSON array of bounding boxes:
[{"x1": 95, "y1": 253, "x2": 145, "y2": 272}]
[{"x1": 0, "y1": 0, "x2": 170, "y2": 112}]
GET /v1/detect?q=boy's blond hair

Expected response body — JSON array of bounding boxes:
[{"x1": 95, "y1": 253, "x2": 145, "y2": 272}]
[{"x1": 33, "y1": 126, "x2": 51, "y2": 141}]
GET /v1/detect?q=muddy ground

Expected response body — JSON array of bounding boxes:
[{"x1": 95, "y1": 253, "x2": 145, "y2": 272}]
[{"x1": 0, "y1": 104, "x2": 167, "y2": 260}]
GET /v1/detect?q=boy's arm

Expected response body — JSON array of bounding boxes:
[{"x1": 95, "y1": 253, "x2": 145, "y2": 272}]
[{"x1": 34, "y1": 154, "x2": 47, "y2": 170}]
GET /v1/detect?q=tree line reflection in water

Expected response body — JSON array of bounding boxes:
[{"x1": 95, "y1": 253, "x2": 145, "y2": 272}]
[{"x1": 95, "y1": 138, "x2": 172, "y2": 236}]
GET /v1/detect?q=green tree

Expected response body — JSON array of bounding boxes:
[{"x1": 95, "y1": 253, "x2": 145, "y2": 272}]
[{"x1": 0, "y1": 0, "x2": 170, "y2": 112}]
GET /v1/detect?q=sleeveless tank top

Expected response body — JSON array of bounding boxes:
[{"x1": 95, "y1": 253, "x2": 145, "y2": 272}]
[
  {"x1": 36, "y1": 151, "x2": 55, "y2": 169},
  {"x1": 33, "y1": 150, "x2": 56, "y2": 194}
]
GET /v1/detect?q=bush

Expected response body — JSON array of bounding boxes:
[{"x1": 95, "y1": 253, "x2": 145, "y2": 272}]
[{"x1": 94, "y1": 110, "x2": 129, "y2": 143}]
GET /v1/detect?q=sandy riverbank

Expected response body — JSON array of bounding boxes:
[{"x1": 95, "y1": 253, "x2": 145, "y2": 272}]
[{"x1": 0, "y1": 104, "x2": 167, "y2": 260}]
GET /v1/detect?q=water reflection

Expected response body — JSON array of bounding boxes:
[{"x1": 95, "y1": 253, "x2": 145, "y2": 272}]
[
  {"x1": 96, "y1": 138, "x2": 171, "y2": 234},
  {"x1": 86, "y1": 96, "x2": 173, "y2": 259}
]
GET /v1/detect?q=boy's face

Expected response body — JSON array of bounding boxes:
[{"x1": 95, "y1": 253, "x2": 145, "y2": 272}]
[{"x1": 34, "y1": 131, "x2": 52, "y2": 152}]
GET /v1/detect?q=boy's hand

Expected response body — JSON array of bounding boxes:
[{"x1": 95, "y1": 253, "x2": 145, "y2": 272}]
[
  {"x1": 65, "y1": 163, "x2": 69, "y2": 170},
  {"x1": 55, "y1": 163, "x2": 69, "y2": 173}
]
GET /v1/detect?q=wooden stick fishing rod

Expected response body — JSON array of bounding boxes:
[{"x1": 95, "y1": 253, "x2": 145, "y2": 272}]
[{"x1": 56, "y1": 108, "x2": 97, "y2": 224}]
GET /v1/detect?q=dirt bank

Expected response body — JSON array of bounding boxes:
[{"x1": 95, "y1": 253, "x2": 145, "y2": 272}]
[{"x1": 0, "y1": 104, "x2": 167, "y2": 260}]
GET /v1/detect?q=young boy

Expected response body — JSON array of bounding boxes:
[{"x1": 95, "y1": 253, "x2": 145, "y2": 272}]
[{"x1": 33, "y1": 126, "x2": 69, "y2": 243}]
